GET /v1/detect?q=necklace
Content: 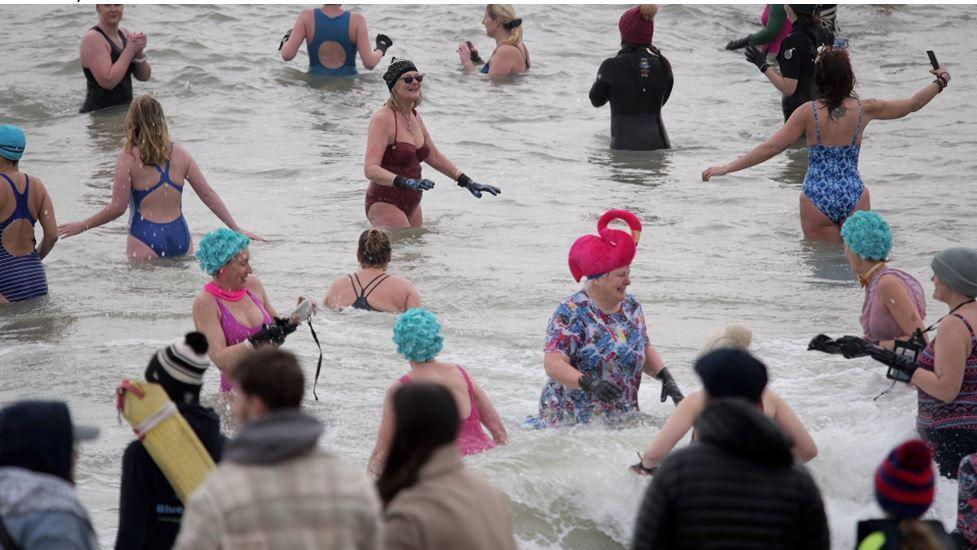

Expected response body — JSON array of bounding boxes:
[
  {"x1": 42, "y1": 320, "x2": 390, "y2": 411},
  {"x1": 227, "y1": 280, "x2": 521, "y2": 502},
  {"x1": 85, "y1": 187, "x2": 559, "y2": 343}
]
[
  {"x1": 400, "y1": 110, "x2": 415, "y2": 136},
  {"x1": 858, "y1": 262, "x2": 886, "y2": 288}
]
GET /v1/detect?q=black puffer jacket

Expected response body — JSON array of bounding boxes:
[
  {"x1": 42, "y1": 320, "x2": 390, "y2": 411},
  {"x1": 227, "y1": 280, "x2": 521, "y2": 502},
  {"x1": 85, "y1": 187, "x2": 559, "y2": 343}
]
[{"x1": 631, "y1": 399, "x2": 829, "y2": 550}]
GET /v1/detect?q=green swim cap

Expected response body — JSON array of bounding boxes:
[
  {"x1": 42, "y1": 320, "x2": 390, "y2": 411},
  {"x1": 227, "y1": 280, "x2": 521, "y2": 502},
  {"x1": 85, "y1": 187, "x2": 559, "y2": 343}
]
[
  {"x1": 841, "y1": 211, "x2": 892, "y2": 261},
  {"x1": 196, "y1": 228, "x2": 250, "y2": 275}
]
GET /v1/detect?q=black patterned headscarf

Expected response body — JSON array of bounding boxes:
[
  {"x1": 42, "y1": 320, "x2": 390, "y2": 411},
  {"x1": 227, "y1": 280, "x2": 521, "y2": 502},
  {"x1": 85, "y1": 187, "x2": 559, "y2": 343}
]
[{"x1": 383, "y1": 58, "x2": 418, "y2": 91}]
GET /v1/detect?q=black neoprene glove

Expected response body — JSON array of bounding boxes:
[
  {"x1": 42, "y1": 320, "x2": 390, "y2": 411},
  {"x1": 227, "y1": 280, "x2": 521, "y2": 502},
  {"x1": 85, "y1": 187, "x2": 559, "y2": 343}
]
[
  {"x1": 457, "y1": 173, "x2": 501, "y2": 199},
  {"x1": 274, "y1": 316, "x2": 300, "y2": 334},
  {"x1": 867, "y1": 346, "x2": 920, "y2": 382},
  {"x1": 578, "y1": 373, "x2": 623, "y2": 403},
  {"x1": 375, "y1": 34, "x2": 393, "y2": 54},
  {"x1": 278, "y1": 29, "x2": 292, "y2": 51},
  {"x1": 835, "y1": 335, "x2": 873, "y2": 359},
  {"x1": 745, "y1": 44, "x2": 770, "y2": 73},
  {"x1": 726, "y1": 36, "x2": 750, "y2": 50},
  {"x1": 630, "y1": 452, "x2": 657, "y2": 476},
  {"x1": 248, "y1": 323, "x2": 291, "y2": 347},
  {"x1": 656, "y1": 367, "x2": 684, "y2": 405},
  {"x1": 467, "y1": 41, "x2": 484, "y2": 64},
  {"x1": 393, "y1": 175, "x2": 435, "y2": 191}
]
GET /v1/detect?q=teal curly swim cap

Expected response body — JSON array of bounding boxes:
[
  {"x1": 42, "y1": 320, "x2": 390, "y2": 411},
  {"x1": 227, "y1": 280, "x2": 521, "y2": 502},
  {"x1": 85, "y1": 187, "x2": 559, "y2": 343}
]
[
  {"x1": 196, "y1": 228, "x2": 250, "y2": 275},
  {"x1": 841, "y1": 211, "x2": 892, "y2": 261},
  {"x1": 393, "y1": 308, "x2": 444, "y2": 363}
]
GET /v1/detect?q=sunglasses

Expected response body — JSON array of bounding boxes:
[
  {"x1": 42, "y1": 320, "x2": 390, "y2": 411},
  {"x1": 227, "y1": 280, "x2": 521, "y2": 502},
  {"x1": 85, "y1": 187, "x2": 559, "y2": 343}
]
[{"x1": 400, "y1": 74, "x2": 424, "y2": 85}]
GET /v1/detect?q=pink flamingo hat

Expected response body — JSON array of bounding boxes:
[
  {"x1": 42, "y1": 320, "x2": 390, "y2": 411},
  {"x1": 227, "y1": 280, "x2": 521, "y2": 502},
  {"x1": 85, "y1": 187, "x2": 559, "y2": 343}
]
[{"x1": 568, "y1": 209, "x2": 643, "y2": 282}]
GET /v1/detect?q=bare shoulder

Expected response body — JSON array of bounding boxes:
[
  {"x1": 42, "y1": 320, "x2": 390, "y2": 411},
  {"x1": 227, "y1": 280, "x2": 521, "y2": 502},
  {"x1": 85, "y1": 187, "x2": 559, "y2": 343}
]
[
  {"x1": 192, "y1": 290, "x2": 218, "y2": 314},
  {"x1": 245, "y1": 274, "x2": 266, "y2": 293},
  {"x1": 349, "y1": 11, "x2": 366, "y2": 25}
]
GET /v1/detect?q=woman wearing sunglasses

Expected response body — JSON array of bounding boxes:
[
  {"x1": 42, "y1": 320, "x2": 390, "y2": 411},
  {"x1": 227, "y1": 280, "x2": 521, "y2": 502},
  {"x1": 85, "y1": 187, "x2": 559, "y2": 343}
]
[
  {"x1": 363, "y1": 59, "x2": 501, "y2": 229},
  {"x1": 704, "y1": 45, "x2": 951, "y2": 241}
]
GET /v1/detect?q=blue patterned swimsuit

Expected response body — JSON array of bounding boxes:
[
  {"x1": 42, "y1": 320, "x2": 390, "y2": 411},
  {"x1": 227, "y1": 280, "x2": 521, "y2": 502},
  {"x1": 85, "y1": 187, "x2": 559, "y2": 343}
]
[
  {"x1": 802, "y1": 98, "x2": 864, "y2": 224},
  {"x1": 525, "y1": 291, "x2": 648, "y2": 428}
]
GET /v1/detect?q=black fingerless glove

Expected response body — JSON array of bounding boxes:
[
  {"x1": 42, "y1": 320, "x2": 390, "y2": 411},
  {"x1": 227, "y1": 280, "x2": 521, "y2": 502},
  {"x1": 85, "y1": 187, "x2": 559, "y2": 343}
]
[
  {"x1": 578, "y1": 373, "x2": 623, "y2": 403},
  {"x1": 745, "y1": 44, "x2": 770, "y2": 73},
  {"x1": 375, "y1": 33, "x2": 393, "y2": 54},
  {"x1": 278, "y1": 29, "x2": 292, "y2": 51},
  {"x1": 655, "y1": 367, "x2": 684, "y2": 405}
]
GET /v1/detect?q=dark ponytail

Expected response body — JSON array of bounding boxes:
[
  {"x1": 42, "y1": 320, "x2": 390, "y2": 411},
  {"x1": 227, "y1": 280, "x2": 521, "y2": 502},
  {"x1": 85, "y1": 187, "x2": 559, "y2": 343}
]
[{"x1": 357, "y1": 228, "x2": 392, "y2": 268}]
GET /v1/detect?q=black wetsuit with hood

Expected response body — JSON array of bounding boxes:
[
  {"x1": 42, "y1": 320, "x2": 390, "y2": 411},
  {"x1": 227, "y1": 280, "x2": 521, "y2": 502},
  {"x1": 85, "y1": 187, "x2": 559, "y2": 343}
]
[{"x1": 589, "y1": 45, "x2": 673, "y2": 151}]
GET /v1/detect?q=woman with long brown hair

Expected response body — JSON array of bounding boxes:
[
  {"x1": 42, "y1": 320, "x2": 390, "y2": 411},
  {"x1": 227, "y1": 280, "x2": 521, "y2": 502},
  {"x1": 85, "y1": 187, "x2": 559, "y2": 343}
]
[
  {"x1": 703, "y1": 45, "x2": 950, "y2": 241},
  {"x1": 59, "y1": 94, "x2": 261, "y2": 260}
]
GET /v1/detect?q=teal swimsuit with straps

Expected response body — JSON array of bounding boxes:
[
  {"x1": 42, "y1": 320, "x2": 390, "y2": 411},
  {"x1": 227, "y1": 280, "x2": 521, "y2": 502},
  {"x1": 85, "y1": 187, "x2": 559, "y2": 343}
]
[{"x1": 307, "y1": 9, "x2": 357, "y2": 76}]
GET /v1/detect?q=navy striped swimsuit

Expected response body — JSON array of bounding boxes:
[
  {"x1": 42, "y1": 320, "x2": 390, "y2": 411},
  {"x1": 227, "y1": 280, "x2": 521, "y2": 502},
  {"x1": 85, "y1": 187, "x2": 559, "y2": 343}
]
[{"x1": 0, "y1": 173, "x2": 48, "y2": 303}]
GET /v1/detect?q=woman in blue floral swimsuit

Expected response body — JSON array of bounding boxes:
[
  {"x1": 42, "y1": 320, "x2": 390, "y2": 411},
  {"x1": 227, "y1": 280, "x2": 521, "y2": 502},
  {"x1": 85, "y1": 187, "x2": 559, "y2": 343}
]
[
  {"x1": 525, "y1": 210, "x2": 684, "y2": 428},
  {"x1": 703, "y1": 44, "x2": 951, "y2": 241}
]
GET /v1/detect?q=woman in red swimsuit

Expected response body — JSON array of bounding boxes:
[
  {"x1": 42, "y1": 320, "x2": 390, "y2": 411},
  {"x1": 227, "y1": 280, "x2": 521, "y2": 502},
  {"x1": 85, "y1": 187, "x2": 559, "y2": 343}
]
[{"x1": 364, "y1": 58, "x2": 501, "y2": 229}]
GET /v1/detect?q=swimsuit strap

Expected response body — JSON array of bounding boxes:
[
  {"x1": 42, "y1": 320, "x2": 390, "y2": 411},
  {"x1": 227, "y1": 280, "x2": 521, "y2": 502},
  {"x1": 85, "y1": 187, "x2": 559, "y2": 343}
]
[
  {"x1": 91, "y1": 25, "x2": 126, "y2": 51},
  {"x1": 359, "y1": 273, "x2": 390, "y2": 298},
  {"x1": 951, "y1": 313, "x2": 977, "y2": 342},
  {"x1": 852, "y1": 97, "x2": 863, "y2": 146},
  {"x1": 153, "y1": 158, "x2": 181, "y2": 192},
  {"x1": 811, "y1": 101, "x2": 822, "y2": 145},
  {"x1": 0, "y1": 173, "x2": 34, "y2": 225}
]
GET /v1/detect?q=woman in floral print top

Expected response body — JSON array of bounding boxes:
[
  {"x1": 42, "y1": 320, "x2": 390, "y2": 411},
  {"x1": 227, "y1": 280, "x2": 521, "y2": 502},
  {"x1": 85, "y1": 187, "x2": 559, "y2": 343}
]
[{"x1": 525, "y1": 210, "x2": 683, "y2": 428}]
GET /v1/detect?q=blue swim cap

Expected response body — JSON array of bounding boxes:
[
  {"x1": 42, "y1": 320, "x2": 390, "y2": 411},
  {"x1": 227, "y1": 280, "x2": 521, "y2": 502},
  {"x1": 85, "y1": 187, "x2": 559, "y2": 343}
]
[
  {"x1": 393, "y1": 308, "x2": 444, "y2": 363},
  {"x1": 196, "y1": 228, "x2": 250, "y2": 275},
  {"x1": 841, "y1": 211, "x2": 892, "y2": 261},
  {"x1": 0, "y1": 125, "x2": 26, "y2": 161}
]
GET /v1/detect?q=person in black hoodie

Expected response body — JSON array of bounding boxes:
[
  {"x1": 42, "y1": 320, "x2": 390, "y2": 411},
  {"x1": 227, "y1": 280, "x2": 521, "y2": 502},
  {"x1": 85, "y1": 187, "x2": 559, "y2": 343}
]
[
  {"x1": 590, "y1": 5, "x2": 673, "y2": 150},
  {"x1": 743, "y1": 4, "x2": 833, "y2": 121},
  {"x1": 115, "y1": 332, "x2": 226, "y2": 550},
  {"x1": 631, "y1": 348, "x2": 829, "y2": 550}
]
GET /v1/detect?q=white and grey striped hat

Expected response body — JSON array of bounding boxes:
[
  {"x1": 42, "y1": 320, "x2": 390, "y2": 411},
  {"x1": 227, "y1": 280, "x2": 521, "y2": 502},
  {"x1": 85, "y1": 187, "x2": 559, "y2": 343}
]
[{"x1": 147, "y1": 332, "x2": 211, "y2": 388}]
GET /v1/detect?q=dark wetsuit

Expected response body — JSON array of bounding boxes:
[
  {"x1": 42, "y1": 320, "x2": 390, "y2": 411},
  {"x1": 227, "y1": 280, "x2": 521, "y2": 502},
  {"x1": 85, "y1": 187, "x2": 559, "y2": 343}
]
[
  {"x1": 364, "y1": 108, "x2": 430, "y2": 218},
  {"x1": 348, "y1": 272, "x2": 389, "y2": 311},
  {"x1": 589, "y1": 46, "x2": 673, "y2": 151},
  {"x1": 80, "y1": 26, "x2": 134, "y2": 113},
  {"x1": 777, "y1": 21, "x2": 832, "y2": 121}
]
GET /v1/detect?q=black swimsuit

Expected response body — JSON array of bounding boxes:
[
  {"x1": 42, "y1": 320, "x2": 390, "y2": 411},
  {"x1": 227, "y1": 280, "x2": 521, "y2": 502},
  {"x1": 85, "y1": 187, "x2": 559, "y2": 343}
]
[
  {"x1": 348, "y1": 273, "x2": 390, "y2": 312},
  {"x1": 80, "y1": 26, "x2": 134, "y2": 113}
]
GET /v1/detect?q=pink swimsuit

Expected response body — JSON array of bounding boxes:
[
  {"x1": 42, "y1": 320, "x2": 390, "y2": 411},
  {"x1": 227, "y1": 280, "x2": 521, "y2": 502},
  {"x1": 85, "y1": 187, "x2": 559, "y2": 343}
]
[
  {"x1": 215, "y1": 288, "x2": 272, "y2": 392},
  {"x1": 860, "y1": 267, "x2": 926, "y2": 343},
  {"x1": 399, "y1": 366, "x2": 496, "y2": 456}
]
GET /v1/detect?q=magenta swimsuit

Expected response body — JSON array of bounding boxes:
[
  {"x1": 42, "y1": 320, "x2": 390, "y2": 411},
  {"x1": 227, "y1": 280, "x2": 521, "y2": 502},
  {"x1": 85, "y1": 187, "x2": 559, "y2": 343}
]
[
  {"x1": 215, "y1": 288, "x2": 272, "y2": 392},
  {"x1": 400, "y1": 366, "x2": 497, "y2": 456}
]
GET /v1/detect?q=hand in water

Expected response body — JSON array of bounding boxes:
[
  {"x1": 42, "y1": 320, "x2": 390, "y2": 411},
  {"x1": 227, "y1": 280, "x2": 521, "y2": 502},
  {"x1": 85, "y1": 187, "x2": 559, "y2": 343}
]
[
  {"x1": 725, "y1": 37, "x2": 749, "y2": 50},
  {"x1": 579, "y1": 373, "x2": 623, "y2": 403},
  {"x1": 57, "y1": 221, "x2": 86, "y2": 238},
  {"x1": 701, "y1": 165, "x2": 729, "y2": 181},
  {"x1": 744, "y1": 44, "x2": 769, "y2": 72},
  {"x1": 235, "y1": 228, "x2": 266, "y2": 242},
  {"x1": 630, "y1": 453, "x2": 657, "y2": 476},
  {"x1": 375, "y1": 34, "x2": 393, "y2": 54},
  {"x1": 457, "y1": 173, "x2": 500, "y2": 198},
  {"x1": 393, "y1": 176, "x2": 435, "y2": 191},
  {"x1": 278, "y1": 29, "x2": 292, "y2": 51}
]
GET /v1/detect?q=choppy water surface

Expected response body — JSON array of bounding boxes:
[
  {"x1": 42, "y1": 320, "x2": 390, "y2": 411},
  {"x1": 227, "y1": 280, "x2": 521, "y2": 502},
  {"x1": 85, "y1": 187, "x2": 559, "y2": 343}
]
[{"x1": 2, "y1": 4, "x2": 977, "y2": 548}]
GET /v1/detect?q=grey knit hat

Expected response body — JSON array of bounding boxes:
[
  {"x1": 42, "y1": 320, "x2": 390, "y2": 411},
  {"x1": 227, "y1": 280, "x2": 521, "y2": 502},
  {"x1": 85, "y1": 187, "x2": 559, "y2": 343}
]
[{"x1": 932, "y1": 247, "x2": 977, "y2": 298}]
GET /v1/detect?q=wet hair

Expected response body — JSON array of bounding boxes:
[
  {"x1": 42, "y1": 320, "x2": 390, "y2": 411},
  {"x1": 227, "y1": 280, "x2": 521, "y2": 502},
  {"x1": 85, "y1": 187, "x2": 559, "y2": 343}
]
[
  {"x1": 487, "y1": 4, "x2": 523, "y2": 46},
  {"x1": 357, "y1": 229, "x2": 391, "y2": 268},
  {"x1": 376, "y1": 383, "x2": 460, "y2": 506},
  {"x1": 231, "y1": 349, "x2": 305, "y2": 410},
  {"x1": 124, "y1": 94, "x2": 171, "y2": 167},
  {"x1": 815, "y1": 48, "x2": 857, "y2": 119}
]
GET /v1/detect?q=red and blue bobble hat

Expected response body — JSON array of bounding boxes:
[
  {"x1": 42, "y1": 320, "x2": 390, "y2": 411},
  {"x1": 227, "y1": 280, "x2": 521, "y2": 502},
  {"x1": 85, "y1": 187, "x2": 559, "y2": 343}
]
[
  {"x1": 874, "y1": 439, "x2": 935, "y2": 519},
  {"x1": 568, "y1": 209, "x2": 642, "y2": 282}
]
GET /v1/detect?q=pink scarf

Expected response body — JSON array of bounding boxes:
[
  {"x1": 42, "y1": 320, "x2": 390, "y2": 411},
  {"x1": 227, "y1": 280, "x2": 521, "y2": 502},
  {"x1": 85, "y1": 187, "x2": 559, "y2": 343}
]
[{"x1": 204, "y1": 282, "x2": 246, "y2": 302}]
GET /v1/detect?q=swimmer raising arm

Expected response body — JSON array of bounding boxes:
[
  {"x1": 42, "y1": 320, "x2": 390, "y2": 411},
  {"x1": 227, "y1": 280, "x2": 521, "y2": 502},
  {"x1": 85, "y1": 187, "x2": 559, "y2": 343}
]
[{"x1": 701, "y1": 102, "x2": 808, "y2": 181}]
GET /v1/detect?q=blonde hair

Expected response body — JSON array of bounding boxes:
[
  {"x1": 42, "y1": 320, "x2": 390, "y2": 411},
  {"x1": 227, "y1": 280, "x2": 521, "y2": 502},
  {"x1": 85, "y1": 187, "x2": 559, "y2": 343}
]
[
  {"x1": 487, "y1": 4, "x2": 523, "y2": 46},
  {"x1": 700, "y1": 323, "x2": 753, "y2": 355},
  {"x1": 123, "y1": 94, "x2": 171, "y2": 167},
  {"x1": 385, "y1": 87, "x2": 423, "y2": 114},
  {"x1": 640, "y1": 4, "x2": 658, "y2": 20}
]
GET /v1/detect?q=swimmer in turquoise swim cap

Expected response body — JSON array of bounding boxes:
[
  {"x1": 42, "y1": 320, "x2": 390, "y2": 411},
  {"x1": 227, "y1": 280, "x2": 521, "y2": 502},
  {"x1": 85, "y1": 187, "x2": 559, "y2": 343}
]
[
  {"x1": 0, "y1": 125, "x2": 59, "y2": 304},
  {"x1": 368, "y1": 307, "x2": 507, "y2": 474}
]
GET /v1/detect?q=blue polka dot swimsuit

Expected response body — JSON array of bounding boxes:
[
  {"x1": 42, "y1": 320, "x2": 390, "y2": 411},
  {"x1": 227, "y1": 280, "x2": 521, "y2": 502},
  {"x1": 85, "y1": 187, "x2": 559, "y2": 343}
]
[{"x1": 802, "y1": 98, "x2": 864, "y2": 224}]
